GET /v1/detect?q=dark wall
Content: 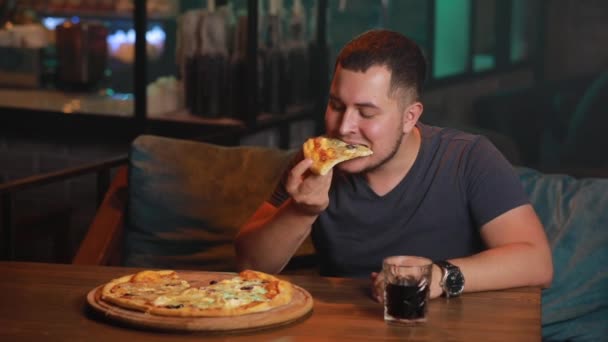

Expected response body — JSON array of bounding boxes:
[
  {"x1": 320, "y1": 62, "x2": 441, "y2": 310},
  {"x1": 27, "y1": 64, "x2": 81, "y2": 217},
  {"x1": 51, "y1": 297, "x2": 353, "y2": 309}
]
[{"x1": 543, "y1": 0, "x2": 608, "y2": 81}]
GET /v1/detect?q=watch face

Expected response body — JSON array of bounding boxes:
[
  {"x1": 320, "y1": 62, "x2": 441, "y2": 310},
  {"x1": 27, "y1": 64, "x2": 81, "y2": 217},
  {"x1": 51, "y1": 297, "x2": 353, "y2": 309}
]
[{"x1": 446, "y1": 270, "x2": 465, "y2": 294}]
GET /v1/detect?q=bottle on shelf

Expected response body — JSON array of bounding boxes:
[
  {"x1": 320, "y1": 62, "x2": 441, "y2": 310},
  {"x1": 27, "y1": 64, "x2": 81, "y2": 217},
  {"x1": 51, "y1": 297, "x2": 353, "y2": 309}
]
[
  {"x1": 177, "y1": 9, "x2": 203, "y2": 114},
  {"x1": 178, "y1": 0, "x2": 231, "y2": 118},
  {"x1": 285, "y1": 0, "x2": 311, "y2": 106},
  {"x1": 194, "y1": 10, "x2": 230, "y2": 118},
  {"x1": 260, "y1": 0, "x2": 288, "y2": 115},
  {"x1": 227, "y1": 14, "x2": 249, "y2": 121},
  {"x1": 55, "y1": 19, "x2": 109, "y2": 91}
]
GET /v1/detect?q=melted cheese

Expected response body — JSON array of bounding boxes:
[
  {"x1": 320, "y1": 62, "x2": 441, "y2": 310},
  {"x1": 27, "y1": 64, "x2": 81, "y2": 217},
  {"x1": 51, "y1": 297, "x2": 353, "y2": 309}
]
[{"x1": 149, "y1": 277, "x2": 270, "y2": 310}]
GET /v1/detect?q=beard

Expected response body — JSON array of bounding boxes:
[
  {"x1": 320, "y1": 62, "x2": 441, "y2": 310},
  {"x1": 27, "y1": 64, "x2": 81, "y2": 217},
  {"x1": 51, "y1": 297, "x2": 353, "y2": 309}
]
[{"x1": 360, "y1": 130, "x2": 405, "y2": 173}]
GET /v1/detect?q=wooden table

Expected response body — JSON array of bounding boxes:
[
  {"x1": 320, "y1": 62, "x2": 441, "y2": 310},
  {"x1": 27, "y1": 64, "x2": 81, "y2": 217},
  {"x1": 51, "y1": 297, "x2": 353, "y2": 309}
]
[{"x1": 0, "y1": 262, "x2": 541, "y2": 341}]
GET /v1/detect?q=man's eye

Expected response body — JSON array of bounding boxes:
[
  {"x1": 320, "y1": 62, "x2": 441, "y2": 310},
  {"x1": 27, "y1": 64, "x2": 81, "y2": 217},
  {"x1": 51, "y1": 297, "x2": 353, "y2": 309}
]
[
  {"x1": 329, "y1": 101, "x2": 345, "y2": 112},
  {"x1": 360, "y1": 111, "x2": 375, "y2": 118}
]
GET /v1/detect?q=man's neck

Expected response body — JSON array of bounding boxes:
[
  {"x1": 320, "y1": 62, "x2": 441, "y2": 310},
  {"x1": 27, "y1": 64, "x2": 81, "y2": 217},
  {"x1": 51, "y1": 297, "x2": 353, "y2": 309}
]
[{"x1": 364, "y1": 126, "x2": 421, "y2": 196}]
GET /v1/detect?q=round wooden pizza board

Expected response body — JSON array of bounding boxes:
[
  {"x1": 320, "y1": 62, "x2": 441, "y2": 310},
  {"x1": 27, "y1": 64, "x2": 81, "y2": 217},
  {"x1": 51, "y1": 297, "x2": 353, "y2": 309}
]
[{"x1": 86, "y1": 271, "x2": 314, "y2": 333}]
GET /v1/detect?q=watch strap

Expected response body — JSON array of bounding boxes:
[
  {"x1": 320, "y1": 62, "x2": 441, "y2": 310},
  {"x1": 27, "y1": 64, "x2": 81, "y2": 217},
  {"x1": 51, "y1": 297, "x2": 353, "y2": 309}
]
[
  {"x1": 435, "y1": 260, "x2": 457, "y2": 271},
  {"x1": 434, "y1": 260, "x2": 464, "y2": 298}
]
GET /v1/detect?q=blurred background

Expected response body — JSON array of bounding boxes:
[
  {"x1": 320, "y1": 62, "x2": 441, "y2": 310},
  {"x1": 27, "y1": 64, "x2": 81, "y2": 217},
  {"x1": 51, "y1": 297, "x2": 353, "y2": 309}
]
[{"x1": 1, "y1": 0, "x2": 606, "y2": 263}]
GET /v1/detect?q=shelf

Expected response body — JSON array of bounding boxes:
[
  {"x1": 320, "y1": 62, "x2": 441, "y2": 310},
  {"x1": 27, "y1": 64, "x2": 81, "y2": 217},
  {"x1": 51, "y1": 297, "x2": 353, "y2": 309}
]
[
  {"x1": 0, "y1": 88, "x2": 315, "y2": 126},
  {"x1": 153, "y1": 102, "x2": 315, "y2": 126},
  {"x1": 0, "y1": 85, "x2": 316, "y2": 148},
  {"x1": 0, "y1": 88, "x2": 133, "y2": 117},
  {"x1": 37, "y1": 9, "x2": 174, "y2": 21},
  {"x1": 0, "y1": 0, "x2": 327, "y2": 147}
]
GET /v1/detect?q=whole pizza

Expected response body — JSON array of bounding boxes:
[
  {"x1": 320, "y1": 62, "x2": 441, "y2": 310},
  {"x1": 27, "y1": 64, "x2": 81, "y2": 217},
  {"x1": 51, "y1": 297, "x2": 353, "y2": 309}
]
[{"x1": 100, "y1": 269, "x2": 294, "y2": 317}]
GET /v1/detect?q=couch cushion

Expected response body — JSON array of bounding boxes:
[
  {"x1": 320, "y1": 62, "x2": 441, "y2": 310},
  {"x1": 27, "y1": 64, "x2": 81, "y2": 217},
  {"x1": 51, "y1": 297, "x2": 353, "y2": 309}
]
[
  {"x1": 517, "y1": 167, "x2": 608, "y2": 341},
  {"x1": 123, "y1": 135, "x2": 294, "y2": 272}
]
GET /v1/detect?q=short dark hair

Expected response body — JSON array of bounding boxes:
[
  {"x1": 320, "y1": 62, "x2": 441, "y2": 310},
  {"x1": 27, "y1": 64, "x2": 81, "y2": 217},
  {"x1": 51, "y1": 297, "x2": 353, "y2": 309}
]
[{"x1": 335, "y1": 29, "x2": 427, "y2": 101}]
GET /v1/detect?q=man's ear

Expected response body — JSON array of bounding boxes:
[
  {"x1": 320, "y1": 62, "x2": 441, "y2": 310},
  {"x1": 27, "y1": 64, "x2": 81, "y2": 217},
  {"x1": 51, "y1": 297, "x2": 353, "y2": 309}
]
[{"x1": 402, "y1": 101, "x2": 423, "y2": 134}]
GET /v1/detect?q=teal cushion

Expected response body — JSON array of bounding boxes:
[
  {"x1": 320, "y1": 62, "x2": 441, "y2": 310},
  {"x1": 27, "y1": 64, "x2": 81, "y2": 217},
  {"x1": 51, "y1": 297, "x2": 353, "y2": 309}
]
[
  {"x1": 517, "y1": 167, "x2": 608, "y2": 341},
  {"x1": 123, "y1": 135, "x2": 293, "y2": 271}
]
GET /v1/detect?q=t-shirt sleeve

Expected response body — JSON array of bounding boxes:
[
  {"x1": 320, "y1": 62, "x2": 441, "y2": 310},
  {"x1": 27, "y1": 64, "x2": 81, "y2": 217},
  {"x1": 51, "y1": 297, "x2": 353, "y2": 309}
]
[
  {"x1": 268, "y1": 151, "x2": 303, "y2": 207},
  {"x1": 463, "y1": 136, "x2": 529, "y2": 228}
]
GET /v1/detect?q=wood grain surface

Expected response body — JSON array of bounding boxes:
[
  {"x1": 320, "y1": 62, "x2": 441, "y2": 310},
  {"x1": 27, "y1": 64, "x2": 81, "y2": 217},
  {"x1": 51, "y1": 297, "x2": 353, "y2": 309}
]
[
  {"x1": 0, "y1": 262, "x2": 541, "y2": 341},
  {"x1": 86, "y1": 271, "x2": 314, "y2": 332}
]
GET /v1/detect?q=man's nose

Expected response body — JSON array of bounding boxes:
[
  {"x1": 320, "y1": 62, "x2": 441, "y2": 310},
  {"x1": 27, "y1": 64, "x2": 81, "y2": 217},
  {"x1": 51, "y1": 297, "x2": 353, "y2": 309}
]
[{"x1": 338, "y1": 109, "x2": 358, "y2": 136}]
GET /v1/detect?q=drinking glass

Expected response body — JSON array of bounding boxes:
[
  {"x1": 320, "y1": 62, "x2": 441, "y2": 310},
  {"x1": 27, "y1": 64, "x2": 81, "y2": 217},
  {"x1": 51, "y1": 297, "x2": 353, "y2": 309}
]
[{"x1": 383, "y1": 255, "x2": 433, "y2": 324}]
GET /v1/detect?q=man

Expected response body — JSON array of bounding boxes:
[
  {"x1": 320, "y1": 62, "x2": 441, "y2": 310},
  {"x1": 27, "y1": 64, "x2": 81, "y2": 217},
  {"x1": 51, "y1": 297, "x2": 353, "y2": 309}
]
[{"x1": 235, "y1": 29, "x2": 552, "y2": 300}]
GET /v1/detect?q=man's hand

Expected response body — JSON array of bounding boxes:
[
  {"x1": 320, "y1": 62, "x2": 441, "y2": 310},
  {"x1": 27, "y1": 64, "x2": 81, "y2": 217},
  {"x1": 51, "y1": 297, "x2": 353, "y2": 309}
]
[
  {"x1": 370, "y1": 264, "x2": 444, "y2": 303},
  {"x1": 371, "y1": 271, "x2": 384, "y2": 303},
  {"x1": 286, "y1": 158, "x2": 333, "y2": 216}
]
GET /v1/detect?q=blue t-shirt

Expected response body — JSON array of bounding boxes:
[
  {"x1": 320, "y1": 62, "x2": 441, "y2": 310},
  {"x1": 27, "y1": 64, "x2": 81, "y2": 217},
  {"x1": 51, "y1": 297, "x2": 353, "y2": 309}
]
[{"x1": 272, "y1": 123, "x2": 530, "y2": 277}]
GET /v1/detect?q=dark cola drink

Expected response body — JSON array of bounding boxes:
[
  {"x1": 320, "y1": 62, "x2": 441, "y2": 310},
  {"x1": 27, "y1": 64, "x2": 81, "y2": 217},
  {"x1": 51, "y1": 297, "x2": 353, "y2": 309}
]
[{"x1": 384, "y1": 282, "x2": 429, "y2": 322}]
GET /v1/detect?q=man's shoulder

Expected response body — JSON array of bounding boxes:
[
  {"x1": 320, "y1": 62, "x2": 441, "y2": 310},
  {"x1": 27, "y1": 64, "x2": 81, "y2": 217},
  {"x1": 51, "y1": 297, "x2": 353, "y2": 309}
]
[{"x1": 418, "y1": 122, "x2": 483, "y2": 146}]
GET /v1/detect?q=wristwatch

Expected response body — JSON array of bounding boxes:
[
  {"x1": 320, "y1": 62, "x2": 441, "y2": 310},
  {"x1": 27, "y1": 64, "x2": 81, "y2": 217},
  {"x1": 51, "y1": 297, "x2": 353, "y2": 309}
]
[{"x1": 434, "y1": 260, "x2": 465, "y2": 298}]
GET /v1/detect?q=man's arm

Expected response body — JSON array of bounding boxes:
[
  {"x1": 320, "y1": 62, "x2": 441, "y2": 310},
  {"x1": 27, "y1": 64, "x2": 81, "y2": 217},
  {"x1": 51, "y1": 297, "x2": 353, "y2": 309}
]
[
  {"x1": 436, "y1": 136, "x2": 553, "y2": 296},
  {"x1": 235, "y1": 200, "x2": 317, "y2": 273},
  {"x1": 372, "y1": 204, "x2": 553, "y2": 301},
  {"x1": 235, "y1": 158, "x2": 331, "y2": 274},
  {"x1": 433, "y1": 203, "x2": 553, "y2": 295}
]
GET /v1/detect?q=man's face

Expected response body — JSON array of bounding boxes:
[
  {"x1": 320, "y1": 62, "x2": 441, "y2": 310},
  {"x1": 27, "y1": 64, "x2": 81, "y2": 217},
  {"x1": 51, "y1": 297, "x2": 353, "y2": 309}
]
[{"x1": 325, "y1": 65, "x2": 411, "y2": 174}]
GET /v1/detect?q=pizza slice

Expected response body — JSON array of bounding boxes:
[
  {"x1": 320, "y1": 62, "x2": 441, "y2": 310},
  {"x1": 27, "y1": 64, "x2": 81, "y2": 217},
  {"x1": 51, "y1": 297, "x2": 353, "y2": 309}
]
[
  {"x1": 100, "y1": 270, "x2": 192, "y2": 313},
  {"x1": 302, "y1": 136, "x2": 373, "y2": 175}
]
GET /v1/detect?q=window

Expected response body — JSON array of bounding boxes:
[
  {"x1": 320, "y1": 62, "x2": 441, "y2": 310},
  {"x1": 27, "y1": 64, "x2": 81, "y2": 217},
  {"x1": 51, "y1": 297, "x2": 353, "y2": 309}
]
[
  {"x1": 433, "y1": 0, "x2": 472, "y2": 78},
  {"x1": 510, "y1": 0, "x2": 542, "y2": 63},
  {"x1": 472, "y1": 0, "x2": 496, "y2": 72},
  {"x1": 325, "y1": 0, "x2": 543, "y2": 84}
]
